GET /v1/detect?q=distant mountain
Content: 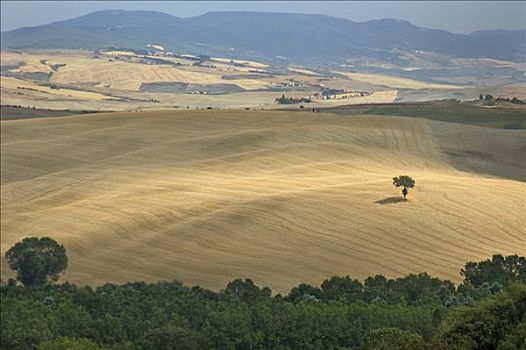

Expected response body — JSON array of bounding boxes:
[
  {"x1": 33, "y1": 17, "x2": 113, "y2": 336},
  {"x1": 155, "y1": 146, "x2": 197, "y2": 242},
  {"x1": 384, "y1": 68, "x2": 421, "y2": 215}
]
[{"x1": 2, "y1": 10, "x2": 525, "y2": 64}]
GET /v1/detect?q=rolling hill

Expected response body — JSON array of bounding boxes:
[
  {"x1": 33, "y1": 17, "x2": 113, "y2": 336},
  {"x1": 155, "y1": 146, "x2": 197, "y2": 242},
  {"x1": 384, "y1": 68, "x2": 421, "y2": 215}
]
[
  {"x1": 1, "y1": 110, "x2": 524, "y2": 292},
  {"x1": 2, "y1": 10, "x2": 525, "y2": 64}
]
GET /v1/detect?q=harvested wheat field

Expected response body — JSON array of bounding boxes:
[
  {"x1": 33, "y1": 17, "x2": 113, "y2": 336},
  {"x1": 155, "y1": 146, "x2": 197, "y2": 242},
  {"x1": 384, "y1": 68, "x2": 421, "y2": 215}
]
[
  {"x1": 1, "y1": 110, "x2": 525, "y2": 292},
  {"x1": 340, "y1": 72, "x2": 465, "y2": 90}
]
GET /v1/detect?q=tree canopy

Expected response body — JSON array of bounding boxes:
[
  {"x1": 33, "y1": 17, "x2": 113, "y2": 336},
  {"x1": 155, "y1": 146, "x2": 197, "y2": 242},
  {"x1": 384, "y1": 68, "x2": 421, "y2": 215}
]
[
  {"x1": 460, "y1": 254, "x2": 526, "y2": 288},
  {"x1": 1, "y1": 254, "x2": 524, "y2": 349},
  {"x1": 5, "y1": 237, "x2": 68, "y2": 287},
  {"x1": 393, "y1": 175, "x2": 416, "y2": 199},
  {"x1": 393, "y1": 175, "x2": 415, "y2": 189}
]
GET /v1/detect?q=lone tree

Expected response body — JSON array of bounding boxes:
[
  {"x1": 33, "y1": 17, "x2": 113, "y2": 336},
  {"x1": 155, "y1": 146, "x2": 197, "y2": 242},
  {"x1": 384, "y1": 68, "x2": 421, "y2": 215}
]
[
  {"x1": 393, "y1": 175, "x2": 415, "y2": 200},
  {"x1": 5, "y1": 237, "x2": 68, "y2": 287}
]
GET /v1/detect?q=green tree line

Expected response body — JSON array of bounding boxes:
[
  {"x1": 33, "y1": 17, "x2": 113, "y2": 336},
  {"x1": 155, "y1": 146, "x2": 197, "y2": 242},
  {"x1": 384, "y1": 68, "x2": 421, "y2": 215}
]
[{"x1": 2, "y1": 253, "x2": 525, "y2": 350}]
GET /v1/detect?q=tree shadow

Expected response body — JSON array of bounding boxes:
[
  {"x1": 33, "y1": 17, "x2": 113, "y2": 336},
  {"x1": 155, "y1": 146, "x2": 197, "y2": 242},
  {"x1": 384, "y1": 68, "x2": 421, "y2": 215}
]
[{"x1": 374, "y1": 196, "x2": 406, "y2": 205}]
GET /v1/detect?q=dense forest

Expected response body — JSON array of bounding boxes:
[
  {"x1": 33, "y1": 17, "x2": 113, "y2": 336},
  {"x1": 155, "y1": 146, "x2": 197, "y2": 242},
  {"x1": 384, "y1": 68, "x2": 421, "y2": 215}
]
[{"x1": 2, "y1": 254, "x2": 525, "y2": 350}]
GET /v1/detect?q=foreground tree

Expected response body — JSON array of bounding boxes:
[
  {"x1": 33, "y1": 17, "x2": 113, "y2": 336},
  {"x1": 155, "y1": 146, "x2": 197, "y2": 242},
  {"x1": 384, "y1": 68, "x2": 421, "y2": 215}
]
[
  {"x1": 5, "y1": 237, "x2": 68, "y2": 287},
  {"x1": 138, "y1": 327, "x2": 198, "y2": 350},
  {"x1": 1, "y1": 255, "x2": 524, "y2": 349},
  {"x1": 38, "y1": 337, "x2": 102, "y2": 350},
  {"x1": 439, "y1": 284, "x2": 526, "y2": 349},
  {"x1": 460, "y1": 254, "x2": 526, "y2": 288},
  {"x1": 361, "y1": 328, "x2": 426, "y2": 350},
  {"x1": 393, "y1": 175, "x2": 415, "y2": 199}
]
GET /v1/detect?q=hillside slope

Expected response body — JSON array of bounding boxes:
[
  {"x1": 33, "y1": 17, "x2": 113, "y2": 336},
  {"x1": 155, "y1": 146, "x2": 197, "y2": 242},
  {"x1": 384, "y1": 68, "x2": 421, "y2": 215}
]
[
  {"x1": 2, "y1": 10, "x2": 525, "y2": 63},
  {"x1": 1, "y1": 110, "x2": 524, "y2": 291}
]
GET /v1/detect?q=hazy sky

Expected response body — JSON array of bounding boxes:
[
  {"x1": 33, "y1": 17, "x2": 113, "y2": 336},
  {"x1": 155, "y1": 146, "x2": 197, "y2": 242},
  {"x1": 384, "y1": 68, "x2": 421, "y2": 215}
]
[{"x1": 1, "y1": 1, "x2": 525, "y2": 34}]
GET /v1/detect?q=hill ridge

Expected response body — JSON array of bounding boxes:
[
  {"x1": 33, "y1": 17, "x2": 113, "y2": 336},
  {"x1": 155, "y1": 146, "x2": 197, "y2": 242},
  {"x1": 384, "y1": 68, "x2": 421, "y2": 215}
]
[{"x1": 2, "y1": 10, "x2": 525, "y2": 63}]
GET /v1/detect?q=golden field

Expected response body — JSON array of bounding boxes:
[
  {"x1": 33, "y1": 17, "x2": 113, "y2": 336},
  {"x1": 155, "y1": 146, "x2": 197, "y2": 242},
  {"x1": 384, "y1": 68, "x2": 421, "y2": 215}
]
[
  {"x1": 3, "y1": 49, "x2": 490, "y2": 111},
  {"x1": 1, "y1": 50, "x2": 270, "y2": 91},
  {"x1": 1, "y1": 76, "x2": 119, "y2": 101},
  {"x1": 340, "y1": 72, "x2": 465, "y2": 90},
  {"x1": 1, "y1": 109, "x2": 524, "y2": 292}
]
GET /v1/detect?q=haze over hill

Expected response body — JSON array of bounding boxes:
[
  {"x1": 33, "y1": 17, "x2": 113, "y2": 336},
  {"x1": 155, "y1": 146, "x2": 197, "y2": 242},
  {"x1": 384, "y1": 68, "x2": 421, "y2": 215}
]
[{"x1": 2, "y1": 10, "x2": 525, "y2": 65}]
